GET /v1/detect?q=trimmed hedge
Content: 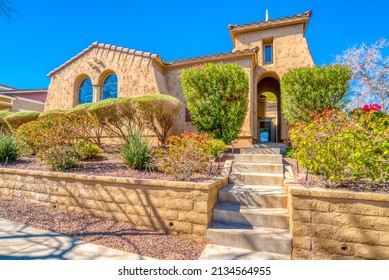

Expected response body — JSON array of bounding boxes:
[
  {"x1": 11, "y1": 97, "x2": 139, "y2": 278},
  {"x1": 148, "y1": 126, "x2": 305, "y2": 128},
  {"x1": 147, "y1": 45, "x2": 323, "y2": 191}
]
[
  {"x1": 132, "y1": 94, "x2": 181, "y2": 145},
  {"x1": 4, "y1": 111, "x2": 41, "y2": 130},
  {"x1": 39, "y1": 109, "x2": 67, "y2": 119},
  {"x1": 0, "y1": 111, "x2": 13, "y2": 131}
]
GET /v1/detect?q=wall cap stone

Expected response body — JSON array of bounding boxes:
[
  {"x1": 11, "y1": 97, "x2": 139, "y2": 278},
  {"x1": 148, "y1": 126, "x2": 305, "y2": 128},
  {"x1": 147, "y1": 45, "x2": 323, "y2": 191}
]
[{"x1": 0, "y1": 168, "x2": 228, "y2": 191}]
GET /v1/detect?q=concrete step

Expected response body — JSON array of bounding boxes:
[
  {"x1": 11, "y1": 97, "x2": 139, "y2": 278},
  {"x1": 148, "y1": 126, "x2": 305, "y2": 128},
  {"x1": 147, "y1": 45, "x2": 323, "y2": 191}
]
[
  {"x1": 229, "y1": 172, "x2": 284, "y2": 186},
  {"x1": 253, "y1": 143, "x2": 287, "y2": 154},
  {"x1": 232, "y1": 162, "x2": 284, "y2": 174},
  {"x1": 212, "y1": 203, "x2": 251, "y2": 227},
  {"x1": 212, "y1": 203, "x2": 289, "y2": 229},
  {"x1": 207, "y1": 223, "x2": 292, "y2": 254},
  {"x1": 199, "y1": 244, "x2": 290, "y2": 260},
  {"x1": 234, "y1": 154, "x2": 282, "y2": 164},
  {"x1": 240, "y1": 208, "x2": 289, "y2": 229},
  {"x1": 240, "y1": 147, "x2": 281, "y2": 155},
  {"x1": 218, "y1": 184, "x2": 287, "y2": 208}
]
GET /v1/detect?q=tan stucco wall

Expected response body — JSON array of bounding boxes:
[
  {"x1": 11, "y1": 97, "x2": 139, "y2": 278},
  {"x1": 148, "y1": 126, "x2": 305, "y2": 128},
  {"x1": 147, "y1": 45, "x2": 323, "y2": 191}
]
[
  {"x1": 165, "y1": 58, "x2": 254, "y2": 139},
  {"x1": 235, "y1": 24, "x2": 314, "y2": 142},
  {"x1": 0, "y1": 168, "x2": 227, "y2": 242},
  {"x1": 12, "y1": 99, "x2": 44, "y2": 112},
  {"x1": 46, "y1": 48, "x2": 168, "y2": 110}
]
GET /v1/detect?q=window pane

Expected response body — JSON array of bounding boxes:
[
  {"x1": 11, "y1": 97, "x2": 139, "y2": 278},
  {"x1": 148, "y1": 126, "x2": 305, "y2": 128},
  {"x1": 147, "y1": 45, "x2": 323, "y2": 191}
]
[
  {"x1": 79, "y1": 78, "x2": 93, "y2": 104},
  {"x1": 102, "y1": 74, "x2": 118, "y2": 99},
  {"x1": 265, "y1": 45, "x2": 273, "y2": 63}
]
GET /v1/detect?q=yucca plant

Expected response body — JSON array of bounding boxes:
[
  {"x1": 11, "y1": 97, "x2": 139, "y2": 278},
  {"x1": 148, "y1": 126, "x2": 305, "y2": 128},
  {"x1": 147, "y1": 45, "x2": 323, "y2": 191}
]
[
  {"x1": 0, "y1": 132, "x2": 22, "y2": 163},
  {"x1": 121, "y1": 127, "x2": 155, "y2": 171}
]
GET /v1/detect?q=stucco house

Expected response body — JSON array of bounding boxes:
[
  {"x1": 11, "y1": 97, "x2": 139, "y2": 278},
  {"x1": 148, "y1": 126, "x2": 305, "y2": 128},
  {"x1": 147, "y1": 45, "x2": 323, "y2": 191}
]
[
  {"x1": 46, "y1": 11, "x2": 314, "y2": 146},
  {"x1": 0, "y1": 84, "x2": 47, "y2": 112}
]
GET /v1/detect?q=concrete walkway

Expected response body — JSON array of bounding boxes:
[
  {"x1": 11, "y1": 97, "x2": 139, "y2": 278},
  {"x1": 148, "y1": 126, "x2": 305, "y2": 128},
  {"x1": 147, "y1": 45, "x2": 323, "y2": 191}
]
[{"x1": 0, "y1": 218, "x2": 154, "y2": 260}]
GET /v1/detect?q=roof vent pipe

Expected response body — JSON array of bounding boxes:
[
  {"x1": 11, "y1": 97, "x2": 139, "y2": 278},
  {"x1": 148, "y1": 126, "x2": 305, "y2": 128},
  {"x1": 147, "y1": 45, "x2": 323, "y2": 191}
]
[{"x1": 265, "y1": 9, "x2": 269, "y2": 21}]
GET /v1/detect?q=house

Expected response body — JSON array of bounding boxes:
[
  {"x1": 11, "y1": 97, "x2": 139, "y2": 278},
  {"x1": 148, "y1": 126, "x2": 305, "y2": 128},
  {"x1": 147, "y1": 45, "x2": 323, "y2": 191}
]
[
  {"x1": 0, "y1": 84, "x2": 47, "y2": 112},
  {"x1": 45, "y1": 11, "x2": 314, "y2": 146}
]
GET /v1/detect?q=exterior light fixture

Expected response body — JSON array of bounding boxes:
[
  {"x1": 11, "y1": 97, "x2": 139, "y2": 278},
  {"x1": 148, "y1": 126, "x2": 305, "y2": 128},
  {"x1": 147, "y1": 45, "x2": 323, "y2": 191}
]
[
  {"x1": 217, "y1": 151, "x2": 224, "y2": 170},
  {"x1": 231, "y1": 140, "x2": 237, "y2": 155},
  {"x1": 209, "y1": 155, "x2": 216, "y2": 176}
]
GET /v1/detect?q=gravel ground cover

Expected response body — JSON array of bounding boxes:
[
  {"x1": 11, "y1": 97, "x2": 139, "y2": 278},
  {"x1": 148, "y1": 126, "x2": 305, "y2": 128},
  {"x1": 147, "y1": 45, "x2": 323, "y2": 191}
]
[
  {"x1": 0, "y1": 195, "x2": 205, "y2": 260},
  {"x1": 284, "y1": 158, "x2": 389, "y2": 193}
]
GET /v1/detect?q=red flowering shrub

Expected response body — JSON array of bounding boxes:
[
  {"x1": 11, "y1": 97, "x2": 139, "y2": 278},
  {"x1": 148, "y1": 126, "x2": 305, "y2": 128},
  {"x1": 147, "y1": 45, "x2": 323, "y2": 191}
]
[
  {"x1": 157, "y1": 132, "x2": 220, "y2": 181},
  {"x1": 290, "y1": 106, "x2": 388, "y2": 185}
]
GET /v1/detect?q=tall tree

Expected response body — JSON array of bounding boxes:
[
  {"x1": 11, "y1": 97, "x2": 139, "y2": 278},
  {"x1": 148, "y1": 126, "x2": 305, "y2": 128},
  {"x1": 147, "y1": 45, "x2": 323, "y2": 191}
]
[
  {"x1": 0, "y1": 0, "x2": 14, "y2": 19},
  {"x1": 336, "y1": 38, "x2": 389, "y2": 112}
]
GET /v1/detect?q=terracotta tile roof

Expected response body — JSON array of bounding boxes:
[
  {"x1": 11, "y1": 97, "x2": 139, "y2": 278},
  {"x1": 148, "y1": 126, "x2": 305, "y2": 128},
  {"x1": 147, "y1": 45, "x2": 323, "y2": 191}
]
[
  {"x1": 228, "y1": 10, "x2": 312, "y2": 32},
  {"x1": 47, "y1": 42, "x2": 160, "y2": 77},
  {"x1": 165, "y1": 47, "x2": 259, "y2": 66}
]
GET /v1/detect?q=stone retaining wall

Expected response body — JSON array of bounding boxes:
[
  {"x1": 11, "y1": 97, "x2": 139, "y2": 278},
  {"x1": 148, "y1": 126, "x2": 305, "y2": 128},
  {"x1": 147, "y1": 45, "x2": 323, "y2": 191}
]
[
  {"x1": 285, "y1": 181, "x2": 389, "y2": 260},
  {"x1": 0, "y1": 168, "x2": 228, "y2": 242}
]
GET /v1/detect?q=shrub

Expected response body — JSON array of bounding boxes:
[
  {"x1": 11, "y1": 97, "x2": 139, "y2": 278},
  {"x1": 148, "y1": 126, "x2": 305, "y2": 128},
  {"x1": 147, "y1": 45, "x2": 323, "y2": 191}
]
[
  {"x1": 206, "y1": 138, "x2": 227, "y2": 157},
  {"x1": 181, "y1": 63, "x2": 249, "y2": 144},
  {"x1": 88, "y1": 98, "x2": 136, "y2": 140},
  {"x1": 132, "y1": 94, "x2": 181, "y2": 145},
  {"x1": 4, "y1": 111, "x2": 41, "y2": 130},
  {"x1": 16, "y1": 114, "x2": 77, "y2": 154},
  {"x1": 66, "y1": 103, "x2": 104, "y2": 145},
  {"x1": 74, "y1": 140, "x2": 102, "y2": 160},
  {"x1": 121, "y1": 128, "x2": 154, "y2": 171},
  {"x1": 158, "y1": 133, "x2": 209, "y2": 181},
  {"x1": 0, "y1": 111, "x2": 12, "y2": 132},
  {"x1": 0, "y1": 132, "x2": 22, "y2": 163},
  {"x1": 290, "y1": 107, "x2": 389, "y2": 184},
  {"x1": 37, "y1": 144, "x2": 80, "y2": 171},
  {"x1": 38, "y1": 109, "x2": 67, "y2": 119},
  {"x1": 281, "y1": 65, "x2": 351, "y2": 125}
]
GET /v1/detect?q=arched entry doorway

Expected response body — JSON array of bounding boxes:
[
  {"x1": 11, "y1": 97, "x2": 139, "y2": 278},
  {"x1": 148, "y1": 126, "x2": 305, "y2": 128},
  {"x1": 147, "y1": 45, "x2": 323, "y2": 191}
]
[{"x1": 257, "y1": 77, "x2": 281, "y2": 143}]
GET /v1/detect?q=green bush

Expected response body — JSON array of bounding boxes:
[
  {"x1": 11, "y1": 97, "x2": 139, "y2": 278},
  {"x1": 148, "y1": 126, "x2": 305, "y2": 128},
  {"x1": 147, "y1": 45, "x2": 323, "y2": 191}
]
[
  {"x1": 158, "y1": 133, "x2": 209, "y2": 181},
  {"x1": 290, "y1": 108, "x2": 389, "y2": 184},
  {"x1": 121, "y1": 128, "x2": 154, "y2": 171},
  {"x1": 204, "y1": 138, "x2": 227, "y2": 157},
  {"x1": 281, "y1": 65, "x2": 351, "y2": 125},
  {"x1": 4, "y1": 111, "x2": 41, "y2": 130},
  {"x1": 66, "y1": 103, "x2": 104, "y2": 145},
  {"x1": 39, "y1": 109, "x2": 67, "y2": 119},
  {"x1": 181, "y1": 63, "x2": 249, "y2": 144},
  {"x1": 38, "y1": 144, "x2": 80, "y2": 171},
  {"x1": 0, "y1": 111, "x2": 12, "y2": 132},
  {"x1": 0, "y1": 132, "x2": 22, "y2": 163},
  {"x1": 132, "y1": 94, "x2": 181, "y2": 145},
  {"x1": 88, "y1": 98, "x2": 136, "y2": 140},
  {"x1": 74, "y1": 140, "x2": 102, "y2": 160}
]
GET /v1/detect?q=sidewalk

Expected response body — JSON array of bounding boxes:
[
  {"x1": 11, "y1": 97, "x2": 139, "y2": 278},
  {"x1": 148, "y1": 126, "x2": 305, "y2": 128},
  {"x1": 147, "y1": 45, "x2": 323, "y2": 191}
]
[{"x1": 0, "y1": 218, "x2": 154, "y2": 260}]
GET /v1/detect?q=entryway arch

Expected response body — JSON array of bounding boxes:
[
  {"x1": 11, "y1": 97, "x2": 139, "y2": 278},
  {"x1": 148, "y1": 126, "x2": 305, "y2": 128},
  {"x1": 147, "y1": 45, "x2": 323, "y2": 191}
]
[{"x1": 257, "y1": 76, "x2": 281, "y2": 143}]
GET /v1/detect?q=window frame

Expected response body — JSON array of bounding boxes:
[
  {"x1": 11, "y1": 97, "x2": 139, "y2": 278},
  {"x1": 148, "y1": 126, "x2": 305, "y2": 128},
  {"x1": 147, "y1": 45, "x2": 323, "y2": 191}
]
[
  {"x1": 101, "y1": 73, "x2": 118, "y2": 100},
  {"x1": 264, "y1": 44, "x2": 273, "y2": 64},
  {"x1": 78, "y1": 77, "x2": 93, "y2": 104}
]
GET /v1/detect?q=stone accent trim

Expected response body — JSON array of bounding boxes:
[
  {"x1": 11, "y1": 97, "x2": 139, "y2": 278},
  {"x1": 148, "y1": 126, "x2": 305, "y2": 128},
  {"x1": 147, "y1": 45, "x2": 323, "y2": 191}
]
[{"x1": 0, "y1": 168, "x2": 228, "y2": 242}]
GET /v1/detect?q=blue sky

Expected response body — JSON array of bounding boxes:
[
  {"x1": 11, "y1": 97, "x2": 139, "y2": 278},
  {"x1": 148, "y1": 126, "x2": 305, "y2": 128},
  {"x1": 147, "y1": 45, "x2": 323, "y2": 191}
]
[{"x1": 0, "y1": 0, "x2": 388, "y2": 89}]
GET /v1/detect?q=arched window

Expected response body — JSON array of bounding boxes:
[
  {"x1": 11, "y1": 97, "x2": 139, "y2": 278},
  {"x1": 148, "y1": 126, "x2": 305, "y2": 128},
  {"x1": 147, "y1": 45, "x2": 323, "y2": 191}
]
[
  {"x1": 79, "y1": 77, "x2": 93, "y2": 104},
  {"x1": 102, "y1": 73, "x2": 118, "y2": 99}
]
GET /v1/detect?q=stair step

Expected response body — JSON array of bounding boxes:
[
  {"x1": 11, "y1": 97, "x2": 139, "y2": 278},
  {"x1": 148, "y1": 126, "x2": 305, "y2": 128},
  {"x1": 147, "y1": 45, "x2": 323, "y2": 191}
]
[
  {"x1": 240, "y1": 208, "x2": 289, "y2": 229},
  {"x1": 240, "y1": 148, "x2": 281, "y2": 155},
  {"x1": 232, "y1": 162, "x2": 284, "y2": 174},
  {"x1": 234, "y1": 154, "x2": 282, "y2": 164},
  {"x1": 229, "y1": 172, "x2": 284, "y2": 186},
  {"x1": 253, "y1": 143, "x2": 287, "y2": 154},
  {"x1": 199, "y1": 244, "x2": 290, "y2": 260},
  {"x1": 213, "y1": 203, "x2": 289, "y2": 229},
  {"x1": 219, "y1": 184, "x2": 287, "y2": 208},
  {"x1": 207, "y1": 223, "x2": 292, "y2": 254}
]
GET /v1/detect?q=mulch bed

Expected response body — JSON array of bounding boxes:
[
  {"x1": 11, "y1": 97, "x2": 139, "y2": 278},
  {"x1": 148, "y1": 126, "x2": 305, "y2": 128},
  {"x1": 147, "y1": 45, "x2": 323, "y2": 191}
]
[
  {"x1": 0, "y1": 195, "x2": 205, "y2": 260},
  {"x1": 283, "y1": 157, "x2": 389, "y2": 194}
]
